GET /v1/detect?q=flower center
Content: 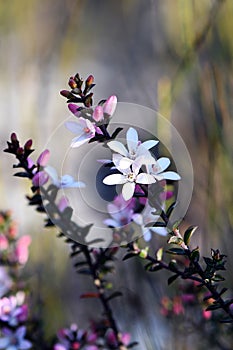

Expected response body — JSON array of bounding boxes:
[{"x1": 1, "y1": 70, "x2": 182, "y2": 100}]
[
  {"x1": 83, "y1": 127, "x2": 90, "y2": 134},
  {"x1": 127, "y1": 173, "x2": 135, "y2": 182}
]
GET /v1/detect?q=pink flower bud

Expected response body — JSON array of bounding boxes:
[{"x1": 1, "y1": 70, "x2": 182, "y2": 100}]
[
  {"x1": 86, "y1": 75, "x2": 94, "y2": 86},
  {"x1": 202, "y1": 310, "x2": 212, "y2": 320},
  {"x1": 60, "y1": 90, "x2": 73, "y2": 98},
  {"x1": 27, "y1": 158, "x2": 34, "y2": 169},
  {"x1": 103, "y1": 95, "x2": 117, "y2": 116},
  {"x1": 68, "y1": 103, "x2": 81, "y2": 117},
  {"x1": 37, "y1": 149, "x2": 50, "y2": 167},
  {"x1": 0, "y1": 234, "x2": 9, "y2": 251},
  {"x1": 24, "y1": 139, "x2": 33, "y2": 150},
  {"x1": 121, "y1": 333, "x2": 131, "y2": 345},
  {"x1": 93, "y1": 106, "x2": 104, "y2": 122},
  {"x1": 32, "y1": 171, "x2": 49, "y2": 187},
  {"x1": 11, "y1": 133, "x2": 18, "y2": 142},
  {"x1": 68, "y1": 77, "x2": 77, "y2": 89},
  {"x1": 15, "y1": 235, "x2": 31, "y2": 264}
]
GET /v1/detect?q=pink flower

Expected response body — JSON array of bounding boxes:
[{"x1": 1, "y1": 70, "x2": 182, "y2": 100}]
[
  {"x1": 15, "y1": 235, "x2": 31, "y2": 265},
  {"x1": 181, "y1": 293, "x2": 196, "y2": 304},
  {"x1": 105, "y1": 329, "x2": 130, "y2": 347},
  {"x1": 103, "y1": 95, "x2": 117, "y2": 117},
  {"x1": 172, "y1": 296, "x2": 185, "y2": 315},
  {"x1": 0, "y1": 235, "x2": 9, "y2": 251},
  {"x1": 202, "y1": 310, "x2": 212, "y2": 320}
]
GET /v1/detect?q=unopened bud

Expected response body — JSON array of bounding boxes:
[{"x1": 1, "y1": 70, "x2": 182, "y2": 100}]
[
  {"x1": 68, "y1": 103, "x2": 81, "y2": 117},
  {"x1": 93, "y1": 105, "x2": 104, "y2": 122},
  {"x1": 86, "y1": 75, "x2": 94, "y2": 86},
  {"x1": 84, "y1": 93, "x2": 93, "y2": 107},
  {"x1": 11, "y1": 133, "x2": 18, "y2": 142},
  {"x1": 37, "y1": 149, "x2": 50, "y2": 167},
  {"x1": 68, "y1": 77, "x2": 77, "y2": 89},
  {"x1": 60, "y1": 90, "x2": 73, "y2": 99},
  {"x1": 139, "y1": 247, "x2": 149, "y2": 259},
  {"x1": 103, "y1": 95, "x2": 117, "y2": 116},
  {"x1": 24, "y1": 139, "x2": 33, "y2": 150}
]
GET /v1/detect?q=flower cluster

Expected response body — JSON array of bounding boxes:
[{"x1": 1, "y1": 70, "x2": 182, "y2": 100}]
[
  {"x1": 0, "y1": 211, "x2": 31, "y2": 267},
  {"x1": 61, "y1": 73, "x2": 117, "y2": 147},
  {"x1": 102, "y1": 127, "x2": 180, "y2": 201},
  {"x1": 103, "y1": 193, "x2": 169, "y2": 242},
  {"x1": 0, "y1": 212, "x2": 32, "y2": 350},
  {"x1": 54, "y1": 323, "x2": 98, "y2": 350}
]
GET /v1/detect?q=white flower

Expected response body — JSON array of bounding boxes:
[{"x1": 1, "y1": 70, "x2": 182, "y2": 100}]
[
  {"x1": 103, "y1": 162, "x2": 155, "y2": 201},
  {"x1": 65, "y1": 117, "x2": 96, "y2": 147},
  {"x1": 0, "y1": 326, "x2": 32, "y2": 350},
  {"x1": 45, "y1": 166, "x2": 85, "y2": 189},
  {"x1": 107, "y1": 127, "x2": 158, "y2": 169},
  {"x1": 132, "y1": 206, "x2": 167, "y2": 241},
  {"x1": 147, "y1": 157, "x2": 181, "y2": 181}
]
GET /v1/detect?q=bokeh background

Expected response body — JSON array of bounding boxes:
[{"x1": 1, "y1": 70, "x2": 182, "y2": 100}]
[{"x1": 0, "y1": 0, "x2": 233, "y2": 349}]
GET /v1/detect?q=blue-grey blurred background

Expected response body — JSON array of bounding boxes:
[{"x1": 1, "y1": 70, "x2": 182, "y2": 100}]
[{"x1": 1, "y1": 0, "x2": 233, "y2": 349}]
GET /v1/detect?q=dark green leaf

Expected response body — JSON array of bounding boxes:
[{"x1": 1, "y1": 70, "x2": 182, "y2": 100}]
[
  {"x1": 166, "y1": 248, "x2": 185, "y2": 255},
  {"x1": 14, "y1": 172, "x2": 30, "y2": 178},
  {"x1": 212, "y1": 274, "x2": 225, "y2": 282},
  {"x1": 220, "y1": 318, "x2": 233, "y2": 324},
  {"x1": 127, "y1": 342, "x2": 139, "y2": 348},
  {"x1": 206, "y1": 303, "x2": 221, "y2": 311},
  {"x1": 145, "y1": 222, "x2": 166, "y2": 228},
  {"x1": 111, "y1": 127, "x2": 124, "y2": 139},
  {"x1": 166, "y1": 202, "x2": 177, "y2": 219},
  {"x1": 168, "y1": 274, "x2": 179, "y2": 285},
  {"x1": 76, "y1": 268, "x2": 91, "y2": 275},
  {"x1": 106, "y1": 291, "x2": 123, "y2": 301},
  {"x1": 203, "y1": 257, "x2": 214, "y2": 267},
  {"x1": 123, "y1": 253, "x2": 137, "y2": 261},
  {"x1": 190, "y1": 249, "x2": 200, "y2": 262},
  {"x1": 219, "y1": 287, "x2": 228, "y2": 296},
  {"x1": 74, "y1": 261, "x2": 88, "y2": 268},
  {"x1": 184, "y1": 226, "x2": 197, "y2": 245}
]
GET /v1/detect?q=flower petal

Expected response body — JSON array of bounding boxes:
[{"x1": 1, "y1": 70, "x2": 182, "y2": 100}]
[
  {"x1": 44, "y1": 166, "x2": 59, "y2": 186},
  {"x1": 103, "y1": 219, "x2": 118, "y2": 227},
  {"x1": 143, "y1": 229, "x2": 152, "y2": 242},
  {"x1": 159, "y1": 171, "x2": 181, "y2": 180},
  {"x1": 150, "y1": 227, "x2": 168, "y2": 236},
  {"x1": 103, "y1": 174, "x2": 126, "y2": 185},
  {"x1": 107, "y1": 141, "x2": 128, "y2": 157},
  {"x1": 126, "y1": 127, "x2": 138, "y2": 154},
  {"x1": 65, "y1": 121, "x2": 83, "y2": 135},
  {"x1": 119, "y1": 157, "x2": 133, "y2": 169},
  {"x1": 132, "y1": 213, "x2": 143, "y2": 226},
  {"x1": 71, "y1": 134, "x2": 91, "y2": 148},
  {"x1": 136, "y1": 173, "x2": 156, "y2": 184},
  {"x1": 122, "y1": 182, "x2": 135, "y2": 201},
  {"x1": 140, "y1": 140, "x2": 159, "y2": 150},
  {"x1": 156, "y1": 157, "x2": 171, "y2": 173}
]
